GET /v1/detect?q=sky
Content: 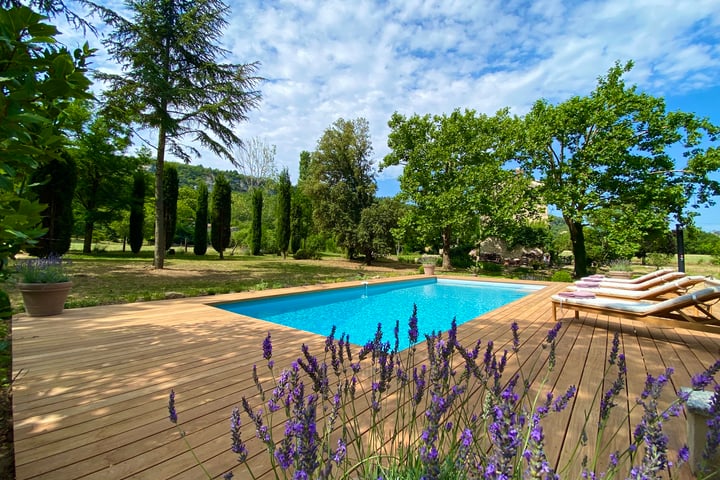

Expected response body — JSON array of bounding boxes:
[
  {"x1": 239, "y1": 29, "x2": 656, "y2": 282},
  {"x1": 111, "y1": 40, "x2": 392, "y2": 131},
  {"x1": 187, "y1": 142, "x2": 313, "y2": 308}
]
[{"x1": 59, "y1": 0, "x2": 720, "y2": 231}]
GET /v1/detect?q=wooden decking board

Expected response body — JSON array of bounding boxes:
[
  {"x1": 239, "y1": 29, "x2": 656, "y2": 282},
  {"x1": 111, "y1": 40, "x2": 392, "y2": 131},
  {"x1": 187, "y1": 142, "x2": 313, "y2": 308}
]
[{"x1": 12, "y1": 277, "x2": 720, "y2": 479}]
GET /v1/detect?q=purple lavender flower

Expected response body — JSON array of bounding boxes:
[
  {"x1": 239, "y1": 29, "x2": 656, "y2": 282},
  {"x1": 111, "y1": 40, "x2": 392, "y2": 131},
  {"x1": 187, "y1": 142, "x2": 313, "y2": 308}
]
[
  {"x1": 702, "y1": 384, "x2": 720, "y2": 467},
  {"x1": 333, "y1": 438, "x2": 346, "y2": 465},
  {"x1": 511, "y1": 321, "x2": 520, "y2": 353},
  {"x1": 263, "y1": 332, "x2": 272, "y2": 361},
  {"x1": 168, "y1": 389, "x2": 177, "y2": 424},
  {"x1": 609, "y1": 332, "x2": 620, "y2": 365},
  {"x1": 223, "y1": 473, "x2": 233, "y2": 479},
  {"x1": 678, "y1": 445, "x2": 689, "y2": 464},
  {"x1": 408, "y1": 304, "x2": 419, "y2": 344},
  {"x1": 692, "y1": 359, "x2": 720, "y2": 389},
  {"x1": 230, "y1": 407, "x2": 248, "y2": 462}
]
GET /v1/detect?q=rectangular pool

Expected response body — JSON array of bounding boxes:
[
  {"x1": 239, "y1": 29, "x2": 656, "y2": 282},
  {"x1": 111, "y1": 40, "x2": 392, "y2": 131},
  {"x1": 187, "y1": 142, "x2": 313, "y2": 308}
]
[{"x1": 215, "y1": 278, "x2": 544, "y2": 350}]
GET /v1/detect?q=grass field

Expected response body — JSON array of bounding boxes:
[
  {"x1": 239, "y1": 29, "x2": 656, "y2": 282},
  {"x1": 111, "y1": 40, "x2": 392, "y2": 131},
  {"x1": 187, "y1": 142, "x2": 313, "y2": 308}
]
[{"x1": 3, "y1": 242, "x2": 718, "y2": 314}]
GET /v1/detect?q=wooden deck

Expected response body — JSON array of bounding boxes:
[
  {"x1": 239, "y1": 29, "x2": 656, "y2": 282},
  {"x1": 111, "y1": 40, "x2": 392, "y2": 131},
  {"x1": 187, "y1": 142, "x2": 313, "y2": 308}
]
[{"x1": 12, "y1": 276, "x2": 720, "y2": 479}]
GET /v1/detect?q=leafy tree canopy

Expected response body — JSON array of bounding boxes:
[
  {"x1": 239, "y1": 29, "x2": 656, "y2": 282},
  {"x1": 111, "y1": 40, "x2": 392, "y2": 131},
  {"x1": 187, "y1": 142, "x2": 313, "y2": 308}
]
[
  {"x1": 383, "y1": 108, "x2": 531, "y2": 269},
  {"x1": 520, "y1": 61, "x2": 720, "y2": 277},
  {"x1": 305, "y1": 117, "x2": 377, "y2": 259}
]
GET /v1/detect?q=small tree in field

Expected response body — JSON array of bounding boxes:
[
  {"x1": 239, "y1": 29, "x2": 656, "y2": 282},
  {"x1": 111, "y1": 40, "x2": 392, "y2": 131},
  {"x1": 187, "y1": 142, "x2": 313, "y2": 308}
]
[
  {"x1": 251, "y1": 188, "x2": 263, "y2": 255},
  {"x1": 276, "y1": 168, "x2": 291, "y2": 258},
  {"x1": 129, "y1": 170, "x2": 146, "y2": 254},
  {"x1": 28, "y1": 154, "x2": 77, "y2": 257},
  {"x1": 193, "y1": 182, "x2": 209, "y2": 256},
  {"x1": 211, "y1": 174, "x2": 232, "y2": 259}
]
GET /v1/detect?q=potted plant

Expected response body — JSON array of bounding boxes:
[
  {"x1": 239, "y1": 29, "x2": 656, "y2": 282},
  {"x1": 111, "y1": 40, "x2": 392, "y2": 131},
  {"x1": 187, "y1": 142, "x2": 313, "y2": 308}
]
[
  {"x1": 419, "y1": 254, "x2": 439, "y2": 276},
  {"x1": 15, "y1": 255, "x2": 72, "y2": 316}
]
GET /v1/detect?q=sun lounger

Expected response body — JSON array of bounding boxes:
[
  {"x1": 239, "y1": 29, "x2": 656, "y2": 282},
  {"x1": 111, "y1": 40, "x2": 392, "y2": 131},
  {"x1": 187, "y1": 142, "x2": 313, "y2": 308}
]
[
  {"x1": 551, "y1": 286, "x2": 720, "y2": 326},
  {"x1": 574, "y1": 271, "x2": 686, "y2": 290},
  {"x1": 581, "y1": 268, "x2": 674, "y2": 284},
  {"x1": 567, "y1": 276, "x2": 706, "y2": 300}
]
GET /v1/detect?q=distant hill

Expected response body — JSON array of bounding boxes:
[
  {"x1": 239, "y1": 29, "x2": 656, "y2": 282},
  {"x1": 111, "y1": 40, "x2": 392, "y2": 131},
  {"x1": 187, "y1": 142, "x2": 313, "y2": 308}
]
[{"x1": 156, "y1": 162, "x2": 254, "y2": 192}]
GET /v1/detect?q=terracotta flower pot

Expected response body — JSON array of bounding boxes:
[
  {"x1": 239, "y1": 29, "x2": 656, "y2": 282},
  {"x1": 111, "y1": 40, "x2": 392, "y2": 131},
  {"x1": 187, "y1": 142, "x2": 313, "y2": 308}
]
[
  {"x1": 423, "y1": 265, "x2": 436, "y2": 276},
  {"x1": 17, "y1": 282, "x2": 72, "y2": 316}
]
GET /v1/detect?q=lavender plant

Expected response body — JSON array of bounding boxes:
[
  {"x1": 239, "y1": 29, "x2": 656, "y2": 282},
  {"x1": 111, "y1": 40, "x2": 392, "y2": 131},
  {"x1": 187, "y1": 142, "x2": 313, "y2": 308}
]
[{"x1": 169, "y1": 306, "x2": 720, "y2": 479}]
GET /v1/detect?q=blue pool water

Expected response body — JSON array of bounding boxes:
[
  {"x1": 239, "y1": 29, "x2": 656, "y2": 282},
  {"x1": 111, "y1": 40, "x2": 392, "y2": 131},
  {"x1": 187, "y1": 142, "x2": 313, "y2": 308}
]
[{"x1": 216, "y1": 278, "x2": 543, "y2": 350}]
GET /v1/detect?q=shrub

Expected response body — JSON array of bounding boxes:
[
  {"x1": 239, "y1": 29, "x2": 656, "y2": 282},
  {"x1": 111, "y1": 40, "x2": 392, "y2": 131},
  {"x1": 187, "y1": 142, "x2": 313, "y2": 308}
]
[
  {"x1": 293, "y1": 249, "x2": 320, "y2": 260},
  {"x1": 168, "y1": 312, "x2": 720, "y2": 479},
  {"x1": 480, "y1": 261, "x2": 503, "y2": 275},
  {"x1": 647, "y1": 252, "x2": 674, "y2": 269},
  {"x1": 551, "y1": 270, "x2": 573, "y2": 282}
]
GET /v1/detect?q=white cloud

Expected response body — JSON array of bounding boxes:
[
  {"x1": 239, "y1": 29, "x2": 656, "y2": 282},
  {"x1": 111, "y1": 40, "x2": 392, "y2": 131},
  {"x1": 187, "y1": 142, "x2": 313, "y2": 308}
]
[{"x1": 55, "y1": 0, "x2": 720, "y2": 228}]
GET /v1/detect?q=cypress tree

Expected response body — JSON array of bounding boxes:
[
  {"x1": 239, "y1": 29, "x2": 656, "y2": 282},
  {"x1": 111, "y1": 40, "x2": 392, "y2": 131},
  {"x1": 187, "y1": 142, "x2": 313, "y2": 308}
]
[
  {"x1": 27, "y1": 154, "x2": 77, "y2": 257},
  {"x1": 210, "y1": 174, "x2": 231, "y2": 259},
  {"x1": 193, "y1": 182, "x2": 209, "y2": 256},
  {"x1": 276, "y1": 168, "x2": 291, "y2": 258},
  {"x1": 251, "y1": 188, "x2": 263, "y2": 255},
  {"x1": 129, "y1": 170, "x2": 145, "y2": 254},
  {"x1": 163, "y1": 164, "x2": 179, "y2": 251}
]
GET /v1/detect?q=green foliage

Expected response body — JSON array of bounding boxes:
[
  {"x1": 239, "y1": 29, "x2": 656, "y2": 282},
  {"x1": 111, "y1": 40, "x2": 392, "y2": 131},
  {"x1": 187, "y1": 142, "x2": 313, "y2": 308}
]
[
  {"x1": 356, "y1": 197, "x2": 403, "y2": 263},
  {"x1": 129, "y1": 170, "x2": 146, "y2": 254},
  {"x1": 193, "y1": 182, "x2": 209, "y2": 256},
  {"x1": 92, "y1": 0, "x2": 262, "y2": 267},
  {"x1": 0, "y1": 6, "x2": 92, "y2": 267},
  {"x1": 163, "y1": 165, "x2": 179, "y2": 250},
  {"x1": 647, "y1": 253, "x2": 673, "y2": 269},
  {"x1": 449, "y1": 245, "x2": 474, "y2": 269},
  {"x1": 251, "y1": 188, "x2": 263, "y2": 255},
  {"x1": 210, "y1": 174, "x2": 232, "y2": 259},
  {"x1": 0, "y1": 290, "x2": 11, "y2": 320},
  {"x1": 520, "y1": 61, "x2": 719, "y2": 278},
  {"x1": 292, "y1": 249, "x2": 320, "y2": 260},
  {"x1": 479, "y1": 261, "x2": 503, "y2": 275},
  {"x1": 65, "y1": 100, "x2": 139, "y2": 253},
  {"x1": 383, "y1": 108, "x2": 529, "y2": 269},
  {"x1": 304, "y1": 117, "x2": 376, "y2": 259},
  {"x1": 27, "y1": 154, "x2": 77, "y2": 257},
  {"x1": 550, "y1": 270, "x2": 573, "y2": 282},
  {"x1": 276, "y1": 169, "x2": 291, "y2": 257},
  {"x1": 685, "y1": 226, "x2": 720, "y2": 255},
  {"x1": 290, "y1": 186, "x2": 312, "y2": 253}
]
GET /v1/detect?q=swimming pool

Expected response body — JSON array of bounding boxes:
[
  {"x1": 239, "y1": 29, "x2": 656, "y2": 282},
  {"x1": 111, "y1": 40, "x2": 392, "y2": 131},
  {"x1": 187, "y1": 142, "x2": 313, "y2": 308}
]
[{"x1": 216, "y1": 278, "x2": 544, "y2": 350}]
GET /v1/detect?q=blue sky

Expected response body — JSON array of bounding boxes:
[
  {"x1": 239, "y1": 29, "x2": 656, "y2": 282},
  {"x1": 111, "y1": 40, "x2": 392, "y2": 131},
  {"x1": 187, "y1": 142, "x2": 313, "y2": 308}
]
[{"x1": 61, "y1": 0, "x2": 720, "y2": 231}]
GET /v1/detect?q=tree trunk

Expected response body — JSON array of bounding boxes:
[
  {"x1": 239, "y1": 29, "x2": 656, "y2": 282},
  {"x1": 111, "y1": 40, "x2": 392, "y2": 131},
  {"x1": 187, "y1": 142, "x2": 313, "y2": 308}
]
[
  {"x1": 566, "y1": 217, "x2": 588, "y2": 278},
  {"x1": 154, "y1": 123, "x2": 167, "y2": 269},
  {"x1": 83, "y1": 221, "x2": 94, "y2": 254},
  {"x1": 441, "y1": 225, "x2": 452, "y2": 270}
]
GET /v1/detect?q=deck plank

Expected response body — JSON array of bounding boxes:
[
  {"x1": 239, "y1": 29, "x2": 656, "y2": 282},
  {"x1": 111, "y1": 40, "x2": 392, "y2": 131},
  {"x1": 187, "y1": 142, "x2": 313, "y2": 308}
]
[{"x1": 12, "y1": 276, "x2": 720, "y2": 479}]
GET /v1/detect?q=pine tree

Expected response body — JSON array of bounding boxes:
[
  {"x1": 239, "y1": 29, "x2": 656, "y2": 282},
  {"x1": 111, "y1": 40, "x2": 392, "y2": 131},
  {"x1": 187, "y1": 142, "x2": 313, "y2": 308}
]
[{"x1": 93, "y1": 0, "x2": 261, "y2": 268}]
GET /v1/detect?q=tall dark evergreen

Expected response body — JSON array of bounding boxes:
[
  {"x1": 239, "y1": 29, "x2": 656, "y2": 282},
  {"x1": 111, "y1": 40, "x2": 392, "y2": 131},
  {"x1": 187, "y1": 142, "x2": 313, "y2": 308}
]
[
  {"x1": 210, "y1": 174, "x2": 231, "y2": 259},
  {"x1": 276, "y1": 168, "x2": 291, "y2": 258},
  {"x1": 193, "y1": 181, "x2": 209, "y2": 256},
  {"x1": 129, "y1": 170, "x2": 146, "y2": 254},
  {"x1": 251, "y1": 188, "x2": 263, "y2": 255},
  {"x1": 27, "y1": 154, "x2": 77, "y2": 257},
  {"x1": 163, "y1": 164, "x2": 179, "y2": 250},
  {"x1": 93, "y1": 0, "x2": 262, "y2": 268}
]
